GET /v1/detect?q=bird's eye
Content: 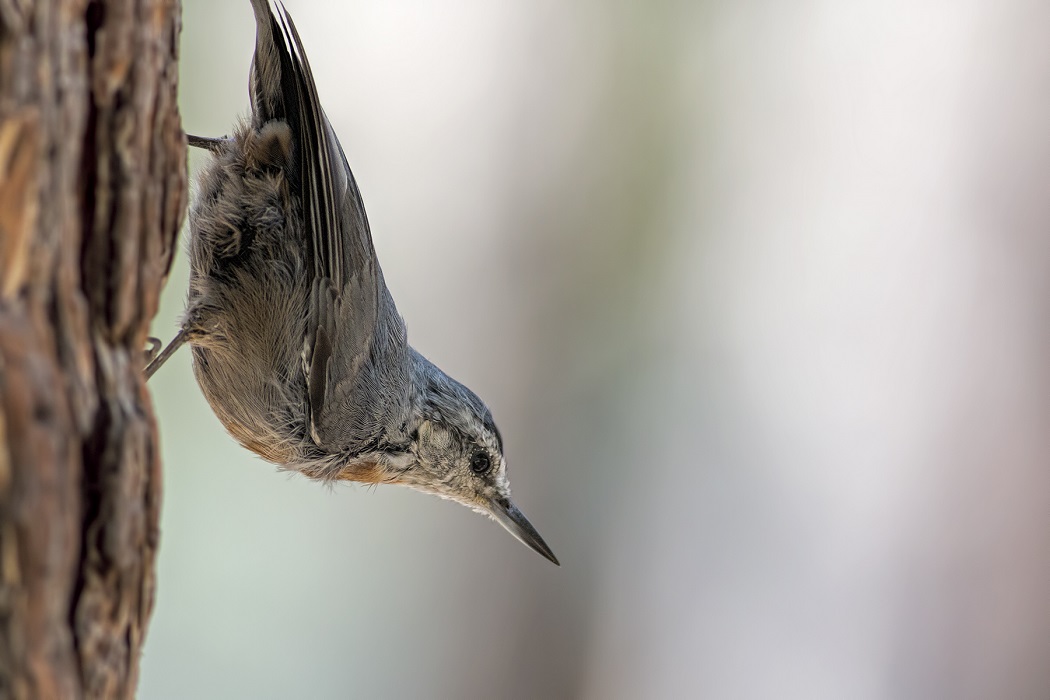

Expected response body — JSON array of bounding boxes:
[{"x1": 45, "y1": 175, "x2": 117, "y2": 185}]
[{"x1": 470, "y1": 451, "x2": 491, "y2": 475}]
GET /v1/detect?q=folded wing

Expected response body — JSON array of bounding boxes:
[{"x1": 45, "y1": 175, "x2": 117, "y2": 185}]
[{"x1": 248, "y1": 0, "x2": 408, "y2": 453}]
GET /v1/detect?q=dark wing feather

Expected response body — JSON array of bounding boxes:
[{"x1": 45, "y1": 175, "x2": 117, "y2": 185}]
[{"x1": 248, "y1": 0, "x2": 406, "y2": 451}]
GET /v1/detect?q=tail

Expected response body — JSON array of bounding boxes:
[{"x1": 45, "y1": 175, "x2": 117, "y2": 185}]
[
  {"x1": 247, "y1": 0, "x2": 293, "y2": 128},
  {"x1": 246, "y1": 0, "x2": 352, "y2": 285}
]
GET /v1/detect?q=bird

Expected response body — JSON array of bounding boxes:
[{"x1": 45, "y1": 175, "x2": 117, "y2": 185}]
[{"x1": 146, "y1": 0, "x2": 558, "y2": 565}]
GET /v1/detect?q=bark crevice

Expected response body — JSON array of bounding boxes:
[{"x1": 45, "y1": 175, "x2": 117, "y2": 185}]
[{"x1": 0, "y1": 0, "x2": 185, "y2": 697}]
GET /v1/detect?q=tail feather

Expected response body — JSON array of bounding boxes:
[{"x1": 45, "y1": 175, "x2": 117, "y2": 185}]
[
  {"x1": 248, "y1": 0, "x2": 289, "y2": 127},
  {"x1": 247, "y1": 0, "x2": 346, "y2": 284}
]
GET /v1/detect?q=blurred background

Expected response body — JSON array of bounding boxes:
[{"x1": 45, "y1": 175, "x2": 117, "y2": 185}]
[{"x1": 142, "y1": 0, "x2": 1050, "y2": 698}]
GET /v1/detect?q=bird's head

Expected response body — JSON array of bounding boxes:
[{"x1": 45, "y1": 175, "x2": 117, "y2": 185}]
[{"x1": 391, "y1": 352, "x2": 558, "y2": 565}]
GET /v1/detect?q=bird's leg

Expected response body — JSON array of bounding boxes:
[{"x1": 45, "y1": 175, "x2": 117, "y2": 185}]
[
  {"x1": 186, "y1": 134, "x2": 230, "y2": 152},
  {"x1": 144, "y1": 328, "x2": 189, "y2": 381}
]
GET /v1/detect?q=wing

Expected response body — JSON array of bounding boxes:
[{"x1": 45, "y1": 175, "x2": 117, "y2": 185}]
[{"x1": 249, "y1": 0, "x2": 408, "y2": 451}]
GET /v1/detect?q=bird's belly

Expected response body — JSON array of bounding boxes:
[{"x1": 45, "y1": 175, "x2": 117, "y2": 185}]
[{"x1": 188, "y1": 266, "x2": 312, "y2": 467}]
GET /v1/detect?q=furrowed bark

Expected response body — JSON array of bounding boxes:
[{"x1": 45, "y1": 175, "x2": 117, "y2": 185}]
[{"x1": 0, "y1": 0, "x2": 185, "y2": 696}]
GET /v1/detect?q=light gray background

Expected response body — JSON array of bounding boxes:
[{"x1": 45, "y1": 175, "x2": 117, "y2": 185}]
[{"x1": 143, "y1": 1, "x2": 1050, "y2": 698}]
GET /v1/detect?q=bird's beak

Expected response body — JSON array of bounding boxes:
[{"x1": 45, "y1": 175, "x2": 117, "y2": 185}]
[{"x1": 488, "y1": 498, "x2": 560, "y2": 566}]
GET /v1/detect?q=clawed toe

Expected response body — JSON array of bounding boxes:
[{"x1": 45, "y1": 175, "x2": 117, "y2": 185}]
[{"x1": 144, "y1": 337, "x2": 163, "y2": 364}]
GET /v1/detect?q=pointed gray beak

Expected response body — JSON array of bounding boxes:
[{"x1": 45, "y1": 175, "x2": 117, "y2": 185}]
[{"x1": 488, "y1": 498, "x2": 560, "y2": 566}]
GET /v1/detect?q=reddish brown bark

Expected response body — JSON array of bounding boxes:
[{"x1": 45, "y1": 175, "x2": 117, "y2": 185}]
[{"x1": 0, "y1": 0, "x2": 185, "y2": 696}]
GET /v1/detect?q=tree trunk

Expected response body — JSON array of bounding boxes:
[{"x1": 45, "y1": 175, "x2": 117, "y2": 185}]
[{"x1": 0, "y1": 0, "x2": 185, "y2": 696}]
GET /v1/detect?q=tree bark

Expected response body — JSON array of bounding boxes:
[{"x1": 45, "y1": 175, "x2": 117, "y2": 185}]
[{"x1": 0, "y1": 0, "x2": 185, "y2": 697}]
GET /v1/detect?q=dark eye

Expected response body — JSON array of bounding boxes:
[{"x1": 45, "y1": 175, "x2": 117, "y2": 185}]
[{"x1": 470, "y1": 451, "x2": 491, "y2": 475}]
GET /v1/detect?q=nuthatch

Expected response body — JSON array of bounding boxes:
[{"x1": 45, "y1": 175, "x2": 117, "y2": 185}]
[{"x1": 147, "y1": 0, "x2": 558, "y2": 565}]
